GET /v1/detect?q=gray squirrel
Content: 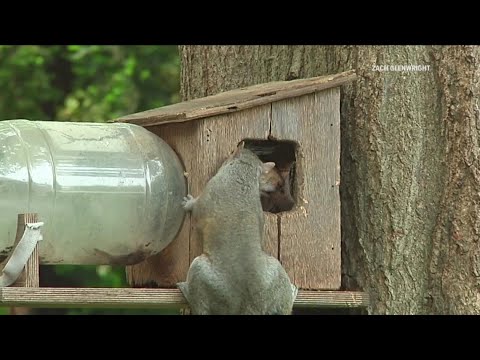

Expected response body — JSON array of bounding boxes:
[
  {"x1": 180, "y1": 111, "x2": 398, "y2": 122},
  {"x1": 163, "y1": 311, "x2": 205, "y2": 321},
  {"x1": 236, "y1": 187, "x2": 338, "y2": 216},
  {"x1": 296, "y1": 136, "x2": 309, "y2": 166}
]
[
  {"x1": 244, "y1": 140, "x2": 296, "y2": 213},
  {"x1": 177, "y1": 142, "x2": 297, "y2": 315}
]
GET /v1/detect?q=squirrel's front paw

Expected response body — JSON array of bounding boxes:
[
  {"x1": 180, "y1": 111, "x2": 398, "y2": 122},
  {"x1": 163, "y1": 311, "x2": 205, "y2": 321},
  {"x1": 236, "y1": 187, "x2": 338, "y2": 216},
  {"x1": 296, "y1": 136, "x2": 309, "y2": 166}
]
[{"x1": 182, "y1": 194, "x2": 196, "y2": 211}]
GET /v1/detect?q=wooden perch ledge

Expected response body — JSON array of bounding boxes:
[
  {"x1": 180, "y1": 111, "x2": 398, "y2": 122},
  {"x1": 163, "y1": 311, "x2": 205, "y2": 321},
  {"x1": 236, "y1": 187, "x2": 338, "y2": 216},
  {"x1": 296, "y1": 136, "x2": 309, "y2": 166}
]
[
  {"x1": 113, "y1": 70, "x2": 357, "y2": 127},
  {"x1": 0, "y1": 287, "x2": 368, "y2": 309}
]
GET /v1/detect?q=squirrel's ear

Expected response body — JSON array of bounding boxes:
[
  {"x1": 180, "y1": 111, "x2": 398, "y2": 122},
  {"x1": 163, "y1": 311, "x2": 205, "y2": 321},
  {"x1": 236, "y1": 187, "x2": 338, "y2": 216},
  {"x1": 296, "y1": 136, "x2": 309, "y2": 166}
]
[
  {"x1": 228, "y1": 141, "x2": 245, "y2": 161},
  {"x1": 262, "y1": 162, "x2": 276, "y2": 173}
]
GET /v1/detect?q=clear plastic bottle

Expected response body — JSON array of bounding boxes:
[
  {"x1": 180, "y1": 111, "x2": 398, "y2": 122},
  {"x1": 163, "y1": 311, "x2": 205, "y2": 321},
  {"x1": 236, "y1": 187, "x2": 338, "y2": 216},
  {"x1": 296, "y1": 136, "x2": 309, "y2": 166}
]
[{"x1": 0, "y1": 119, "x2": 186, "y2": 265}]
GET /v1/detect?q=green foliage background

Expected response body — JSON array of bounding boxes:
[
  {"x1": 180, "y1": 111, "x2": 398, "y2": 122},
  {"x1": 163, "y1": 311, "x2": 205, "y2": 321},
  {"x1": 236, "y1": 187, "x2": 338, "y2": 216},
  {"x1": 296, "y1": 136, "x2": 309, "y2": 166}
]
[{"x1": 0, "y1": 45, "x2": 181, "y2": 315}]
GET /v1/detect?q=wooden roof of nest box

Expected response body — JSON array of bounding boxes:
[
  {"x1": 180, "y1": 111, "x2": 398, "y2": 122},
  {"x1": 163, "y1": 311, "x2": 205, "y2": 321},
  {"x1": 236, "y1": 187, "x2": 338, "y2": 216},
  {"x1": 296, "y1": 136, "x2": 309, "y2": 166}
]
[{"x1": 114, "y1": 70, "x2": 357, "y2": 292}]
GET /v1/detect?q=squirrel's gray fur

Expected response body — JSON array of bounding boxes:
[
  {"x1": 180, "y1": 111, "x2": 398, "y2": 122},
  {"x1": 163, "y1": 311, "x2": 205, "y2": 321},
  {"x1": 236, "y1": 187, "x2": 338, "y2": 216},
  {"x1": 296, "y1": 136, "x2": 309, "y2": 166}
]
[{"x1": 177, "y1": 143, "x2": 297, "y2": 315}]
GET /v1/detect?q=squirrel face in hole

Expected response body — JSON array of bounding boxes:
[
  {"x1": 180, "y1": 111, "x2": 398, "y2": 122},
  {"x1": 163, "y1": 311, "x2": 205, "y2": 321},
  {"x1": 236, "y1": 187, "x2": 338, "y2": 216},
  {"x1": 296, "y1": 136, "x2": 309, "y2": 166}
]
[
  {"x1": 229, "y1": 141, "x2": 296, "y2": 213},
  {"x1": 259, "y1": 162, "x2": 295, "y2": 213}
]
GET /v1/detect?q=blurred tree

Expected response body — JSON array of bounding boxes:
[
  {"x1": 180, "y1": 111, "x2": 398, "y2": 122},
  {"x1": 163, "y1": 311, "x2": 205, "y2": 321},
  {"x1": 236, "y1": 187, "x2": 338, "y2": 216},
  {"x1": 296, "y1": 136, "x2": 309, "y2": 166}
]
[
  {"x1": 0, "y1": 45, "x2": 180, "y2": 315},
  {"x1": 0, "y1": 45, "x2": 180, "y2": 121}
]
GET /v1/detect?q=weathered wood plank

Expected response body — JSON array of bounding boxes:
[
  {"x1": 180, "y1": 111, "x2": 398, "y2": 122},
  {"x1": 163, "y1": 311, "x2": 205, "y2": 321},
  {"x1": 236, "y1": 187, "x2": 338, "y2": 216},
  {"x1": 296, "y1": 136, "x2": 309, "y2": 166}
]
[
  {"x1": 113, "y1": 71, "x2": 356, "y2": 127},
  {"x1": 126, "y1": 122, "x2": 199, "y2": 288},
  {"x1": 263, "y1": 213, "x2": 279, "y2": 258},
  {"x1": 19, "y1": 213, "x2": 40, "y2": 288},
  {"x1": 294, "y1": 290, "x2": 368, "y2": 308},
  {"x1": 0, "y1": 287, "x2": 369, "y2": 309},
  {"x1": 271, "y1": 88, "x2": 341, "y2": 290},
  {"x1": 1, "y1": 213, "x2": 40, "y2": 315}
]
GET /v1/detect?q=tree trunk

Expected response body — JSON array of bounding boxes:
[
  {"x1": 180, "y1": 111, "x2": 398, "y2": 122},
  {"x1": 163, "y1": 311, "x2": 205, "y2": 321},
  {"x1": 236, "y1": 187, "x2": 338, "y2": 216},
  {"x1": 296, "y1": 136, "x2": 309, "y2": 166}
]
[{"x1": 179, "y1": 45, "x2": 480, "y2": 315}]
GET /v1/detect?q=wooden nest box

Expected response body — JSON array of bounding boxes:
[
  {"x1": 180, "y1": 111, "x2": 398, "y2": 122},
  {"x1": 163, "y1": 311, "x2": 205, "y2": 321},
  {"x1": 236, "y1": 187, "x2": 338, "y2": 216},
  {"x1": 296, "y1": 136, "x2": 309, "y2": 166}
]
[
  {"x1": 117, "y1": 70, "x2": 357, "y2": 293},
  {"x1": 0, "y1": 70, "x2": 367, "y2": 310}
]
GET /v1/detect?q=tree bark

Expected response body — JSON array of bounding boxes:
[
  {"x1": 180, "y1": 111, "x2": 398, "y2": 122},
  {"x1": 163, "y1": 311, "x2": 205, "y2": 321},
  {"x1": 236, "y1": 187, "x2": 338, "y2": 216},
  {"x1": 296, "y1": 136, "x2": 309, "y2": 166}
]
[{"x1": 179, "y1": 45, "x2": 480, "y2": 315}]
